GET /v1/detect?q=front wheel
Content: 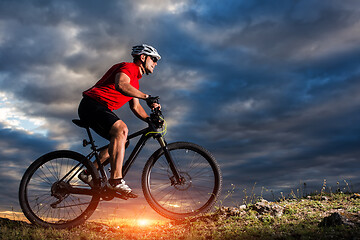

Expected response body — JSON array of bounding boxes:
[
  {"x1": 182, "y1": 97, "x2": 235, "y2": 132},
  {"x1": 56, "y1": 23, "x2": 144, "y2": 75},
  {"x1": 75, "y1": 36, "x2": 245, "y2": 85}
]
[
  {"x1": 19, "y1": 150, "x2": 100, "y2": 229},
  {"x1": 142, "y1": 142, "x2": 222, "y2": 219}
]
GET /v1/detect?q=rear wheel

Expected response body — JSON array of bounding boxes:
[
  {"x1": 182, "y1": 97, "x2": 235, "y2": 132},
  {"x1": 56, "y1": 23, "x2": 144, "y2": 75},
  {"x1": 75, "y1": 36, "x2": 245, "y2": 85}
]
[
  {"x1": 142, "y1": 142, "x2": 222, "y2": 219},
  {"x1": 19, "y1": 150, "x2": 100, "y2": 228}
]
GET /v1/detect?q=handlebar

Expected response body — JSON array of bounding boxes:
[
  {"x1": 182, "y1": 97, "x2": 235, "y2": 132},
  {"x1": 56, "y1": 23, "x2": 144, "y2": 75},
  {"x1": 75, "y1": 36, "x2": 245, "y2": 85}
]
[
  {"x1": 145, "y1": 95, "x2": 160, "y2": 109},
  {"x1": 146, "y1": 96, "x2": 164, "y2": 129}
]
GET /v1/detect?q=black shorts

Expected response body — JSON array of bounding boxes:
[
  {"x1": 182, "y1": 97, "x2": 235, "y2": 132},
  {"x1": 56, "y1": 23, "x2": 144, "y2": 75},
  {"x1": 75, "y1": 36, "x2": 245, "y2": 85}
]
[{"x1": 78, "y1": 96, "x2": 120, "y2": 140}]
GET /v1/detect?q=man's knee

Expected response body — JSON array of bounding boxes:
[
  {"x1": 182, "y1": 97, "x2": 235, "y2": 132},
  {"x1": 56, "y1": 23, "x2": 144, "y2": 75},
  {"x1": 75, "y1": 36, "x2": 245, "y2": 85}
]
[{"x1": 110, "y1": 120, "x2": 128, "y2": 138}]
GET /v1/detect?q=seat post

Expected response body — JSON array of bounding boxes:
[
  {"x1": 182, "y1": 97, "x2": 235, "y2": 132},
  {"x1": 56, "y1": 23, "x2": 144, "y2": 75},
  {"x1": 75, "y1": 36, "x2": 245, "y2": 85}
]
[
  {"x1": 85, "y1": 126, "x2": 108, "y2": 180},
  {"x1": 72, "y1": 119, "x2": 108, "y2": 179},
  {"x1": 85, "y1": 127, "x2": 97, "y2": 151}
]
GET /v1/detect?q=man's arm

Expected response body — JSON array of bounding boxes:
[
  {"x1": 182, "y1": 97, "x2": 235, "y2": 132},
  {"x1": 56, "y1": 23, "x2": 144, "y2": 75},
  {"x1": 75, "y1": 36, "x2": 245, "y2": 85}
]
[
  {"x1": 116, "y1": 72, "x2": 161, "y2": 120},
  {"x1": 115, "y1": 72, "x2": 148, "y2": 99},
  {"x1": 129, "y1": 98, "x2": 149, "y2": 121}
]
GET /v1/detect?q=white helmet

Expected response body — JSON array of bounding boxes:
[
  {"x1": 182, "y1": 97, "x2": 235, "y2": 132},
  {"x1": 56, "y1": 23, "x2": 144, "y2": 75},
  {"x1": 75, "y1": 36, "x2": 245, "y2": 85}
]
[{"x1": 131, "y1": 44, "x2": 161, "y2": 61}]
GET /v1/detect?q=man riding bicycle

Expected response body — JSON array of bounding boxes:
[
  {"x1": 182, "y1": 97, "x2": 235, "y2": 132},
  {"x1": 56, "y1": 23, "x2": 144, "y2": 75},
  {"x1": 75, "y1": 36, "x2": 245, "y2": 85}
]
[{"x1": 77, "y1": 44, "x2": 161, "y2": 195}]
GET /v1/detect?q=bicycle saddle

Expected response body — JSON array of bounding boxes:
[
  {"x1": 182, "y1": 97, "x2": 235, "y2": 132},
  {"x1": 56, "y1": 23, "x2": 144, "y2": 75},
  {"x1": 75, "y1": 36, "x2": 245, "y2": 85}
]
[{"x1": 72, "y1": 119, "x2": 90, "y2": 129}]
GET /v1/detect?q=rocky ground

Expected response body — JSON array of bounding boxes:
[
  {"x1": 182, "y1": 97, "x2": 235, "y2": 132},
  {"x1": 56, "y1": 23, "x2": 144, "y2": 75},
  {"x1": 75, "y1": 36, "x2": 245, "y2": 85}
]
[
  {"x1": 215, "y1": 193, "x2": 360, "y2": 227},
  {"x1": 1, "y1": 193, "x2": 360, "y2": 239}
]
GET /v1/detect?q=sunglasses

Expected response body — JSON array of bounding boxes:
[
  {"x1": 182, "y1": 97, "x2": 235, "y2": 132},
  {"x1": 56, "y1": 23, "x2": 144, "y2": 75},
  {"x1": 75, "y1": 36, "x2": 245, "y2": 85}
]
[{"x1": 149, "y1": 56, "x2": 158, "y2": 63}]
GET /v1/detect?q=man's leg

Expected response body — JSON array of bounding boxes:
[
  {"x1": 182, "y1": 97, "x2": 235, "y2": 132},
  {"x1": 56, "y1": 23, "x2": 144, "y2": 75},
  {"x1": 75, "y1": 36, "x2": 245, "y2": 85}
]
[
  {"x1": 92, "y1": 148, "x2": 110, "y2": 169},
  {"x1": 108, "y1": 120, "x2": 128, "y2": 179},
  {"x1": 78, "y1": 148, "x2": 110, "y2": 186},
  {"x1": 79, "y1": 120, "x2": 133, "y2": 194},
  {"x1": 105, "y1": 120, "x2": 133, "y2": 194}
]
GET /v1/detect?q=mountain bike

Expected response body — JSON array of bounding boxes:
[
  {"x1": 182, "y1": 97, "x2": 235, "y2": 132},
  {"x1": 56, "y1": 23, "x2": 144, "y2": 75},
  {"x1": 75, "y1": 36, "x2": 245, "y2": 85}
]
[{"x1": 18, "y1": 98, "x2": 222, "y2": 229}]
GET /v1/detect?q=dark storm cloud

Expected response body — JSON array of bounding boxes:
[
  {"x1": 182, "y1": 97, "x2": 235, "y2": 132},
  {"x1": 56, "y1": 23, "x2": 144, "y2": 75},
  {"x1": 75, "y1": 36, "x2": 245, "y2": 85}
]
[
  {"x1": 0, "y1": 0, "x2": 135, "y2": 101},
  {"x1": 0, "y1": 122, "x2": 59, "y2": 209},
  {"x1": 1, "y1": 0, "x2": 360, "y2": 215},
  {"x1": 0, "y1": 123, "x2": 56, "y2": 157},
  {"x1": 156, "y1": 0, "x2": 360, "y2": 198}
]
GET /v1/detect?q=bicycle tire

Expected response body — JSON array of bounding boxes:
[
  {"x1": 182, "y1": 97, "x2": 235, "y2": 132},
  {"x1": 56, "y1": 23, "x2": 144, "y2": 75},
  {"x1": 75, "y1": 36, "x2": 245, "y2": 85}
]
[
  {"x1": 19, "y1": 150, "x2": 100, "y2": 228},
  {"x1": 142, "y1": 142, "x2": 222, "y2": 219}
]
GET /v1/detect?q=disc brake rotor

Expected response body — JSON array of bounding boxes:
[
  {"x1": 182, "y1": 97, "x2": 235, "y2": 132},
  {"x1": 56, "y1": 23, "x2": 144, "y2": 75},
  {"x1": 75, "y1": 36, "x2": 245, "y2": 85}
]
[{"x1": 173, "y1": 172, "x2": 192, "y2": 191}]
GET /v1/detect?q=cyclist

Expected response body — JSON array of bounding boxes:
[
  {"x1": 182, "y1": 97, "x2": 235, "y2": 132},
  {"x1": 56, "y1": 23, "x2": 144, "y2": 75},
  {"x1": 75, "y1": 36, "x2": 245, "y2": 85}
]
[{"x1": 77, "y1": 44, "x2": 161, "y2": 195}]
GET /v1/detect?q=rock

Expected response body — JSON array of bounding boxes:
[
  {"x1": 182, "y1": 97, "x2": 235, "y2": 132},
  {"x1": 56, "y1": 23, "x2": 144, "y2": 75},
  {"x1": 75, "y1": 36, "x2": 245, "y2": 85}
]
[
  {"x1": 321, "y1": 196, "x2": 329, "y2": 201},
  {"x1": 351, "y1": 193, "x2": 360, "y2": 199},
  {"x1": 239, "y1": 205, "x2": 247, "y2": 210},
  {"x1": 216, "y1": 206, "x2": 244, "y2": 217},
  {"x1": 319, "y1": 212, "x2": 354, "y2": 227},
  {"x1": 230, "y1": 207, "x2": 241, "y2": 216},
  {"x1": 251, "y1": 199, "x2": 283, "y2": 217}
]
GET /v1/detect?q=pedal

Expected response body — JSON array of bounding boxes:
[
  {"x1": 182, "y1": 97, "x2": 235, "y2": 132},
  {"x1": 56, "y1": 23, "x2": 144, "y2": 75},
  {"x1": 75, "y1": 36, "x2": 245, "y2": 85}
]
[
  {"x1": 113, "y1": 191, "x2": 138, "y2": 199},
  {"x1": 114, "y1": 192, "x2": 129, "y2": 200},
  {"x1": 126, "y1": 192, "x2": 138, "y2": 198}
]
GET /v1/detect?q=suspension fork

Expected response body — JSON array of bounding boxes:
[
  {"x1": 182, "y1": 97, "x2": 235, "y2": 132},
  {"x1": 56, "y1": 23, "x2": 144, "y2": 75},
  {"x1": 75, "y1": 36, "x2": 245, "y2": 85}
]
[{"x1": 157, "y1": 137, "x2": 182, "y2": 183}]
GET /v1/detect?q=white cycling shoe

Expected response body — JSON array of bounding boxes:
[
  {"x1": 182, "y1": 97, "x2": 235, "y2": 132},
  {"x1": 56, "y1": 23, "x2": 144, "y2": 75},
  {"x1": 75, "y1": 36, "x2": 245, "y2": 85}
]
[
  {"x1": 78, "y1": 170, "x2": 94, "y2": 187},
  {"x1": 108, "y1": 179, "x2": 132, "y2": 194},
  {"x1": 108, "y1": 179, "x2": 138, "y2": 198}
]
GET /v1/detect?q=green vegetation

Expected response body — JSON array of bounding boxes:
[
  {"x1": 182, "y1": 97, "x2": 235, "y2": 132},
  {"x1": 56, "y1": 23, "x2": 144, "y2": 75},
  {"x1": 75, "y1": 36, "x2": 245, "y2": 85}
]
[{"x1": 1, "y1": 193, "x2": 360, "y2": 240}]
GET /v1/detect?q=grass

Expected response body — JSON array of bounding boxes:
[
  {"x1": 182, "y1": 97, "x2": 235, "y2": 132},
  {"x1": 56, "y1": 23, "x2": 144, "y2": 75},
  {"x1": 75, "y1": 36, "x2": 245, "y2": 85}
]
[{"x1": 1, "y1": 192, "x2": 360, "y2": 240}]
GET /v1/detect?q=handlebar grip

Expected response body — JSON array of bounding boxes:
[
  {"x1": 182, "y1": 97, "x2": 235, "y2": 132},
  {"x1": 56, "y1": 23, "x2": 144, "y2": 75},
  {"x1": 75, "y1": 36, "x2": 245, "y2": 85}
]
[
  {"x1": 146, "y1": 96, "x2": 160, "y2": 109},
  {"x1": 153, "y1": 107, "x2": 161, "y2": 114}
]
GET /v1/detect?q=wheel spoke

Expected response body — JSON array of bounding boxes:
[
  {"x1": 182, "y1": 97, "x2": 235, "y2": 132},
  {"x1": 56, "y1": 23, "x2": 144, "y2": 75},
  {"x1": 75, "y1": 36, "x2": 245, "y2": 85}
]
[
  {"x1": 19, "y1": 151, "x2": 100, "y2": 228},
  {"x1": 144, "y1": 143, "x2": 222, "y2": 218}
]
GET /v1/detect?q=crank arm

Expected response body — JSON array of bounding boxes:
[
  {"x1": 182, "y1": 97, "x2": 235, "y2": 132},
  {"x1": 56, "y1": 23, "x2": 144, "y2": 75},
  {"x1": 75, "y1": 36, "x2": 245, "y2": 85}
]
[{"x1": 113, "y1": 191, "x2": 138, "y2": 199}]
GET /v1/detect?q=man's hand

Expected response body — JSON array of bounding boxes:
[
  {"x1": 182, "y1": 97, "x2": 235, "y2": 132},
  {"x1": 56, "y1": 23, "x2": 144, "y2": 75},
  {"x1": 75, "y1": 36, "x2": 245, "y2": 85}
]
[{"x1": 146, "y1": 96, "x2": 161, "y2": 110}]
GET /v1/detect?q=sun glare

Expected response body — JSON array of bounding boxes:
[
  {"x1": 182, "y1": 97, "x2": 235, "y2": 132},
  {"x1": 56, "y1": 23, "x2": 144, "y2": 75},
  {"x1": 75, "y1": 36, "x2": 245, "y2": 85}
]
[
  {"x1": 168, "y1": 203, "x2": 180, "y2": 208},
  {"x1": 137, "y1": 219, "x2": 150, "y2": 227}
]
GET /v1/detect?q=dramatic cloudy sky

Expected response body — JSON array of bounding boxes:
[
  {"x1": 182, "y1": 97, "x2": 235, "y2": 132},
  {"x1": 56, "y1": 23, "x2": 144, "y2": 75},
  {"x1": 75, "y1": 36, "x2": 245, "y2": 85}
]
[{"x1": 1, "y1": 0, "x2": 360, "y2": 220}]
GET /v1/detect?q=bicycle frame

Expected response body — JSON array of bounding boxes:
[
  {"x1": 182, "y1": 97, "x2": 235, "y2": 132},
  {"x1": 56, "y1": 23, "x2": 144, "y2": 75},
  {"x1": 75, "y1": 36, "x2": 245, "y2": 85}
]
[
  {"x1": 84, "y1": 124, "x2": 182, "y2": 187},
  {"x1": 20, "y1": 99, "x2": 221, "y2": 227}
]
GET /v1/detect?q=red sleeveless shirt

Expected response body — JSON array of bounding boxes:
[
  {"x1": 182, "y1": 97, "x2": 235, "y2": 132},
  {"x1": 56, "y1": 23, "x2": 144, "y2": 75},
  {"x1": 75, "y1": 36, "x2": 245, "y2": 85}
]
[{"x1": 83, "y1": 62, "x2": 142, "y2": 110}]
